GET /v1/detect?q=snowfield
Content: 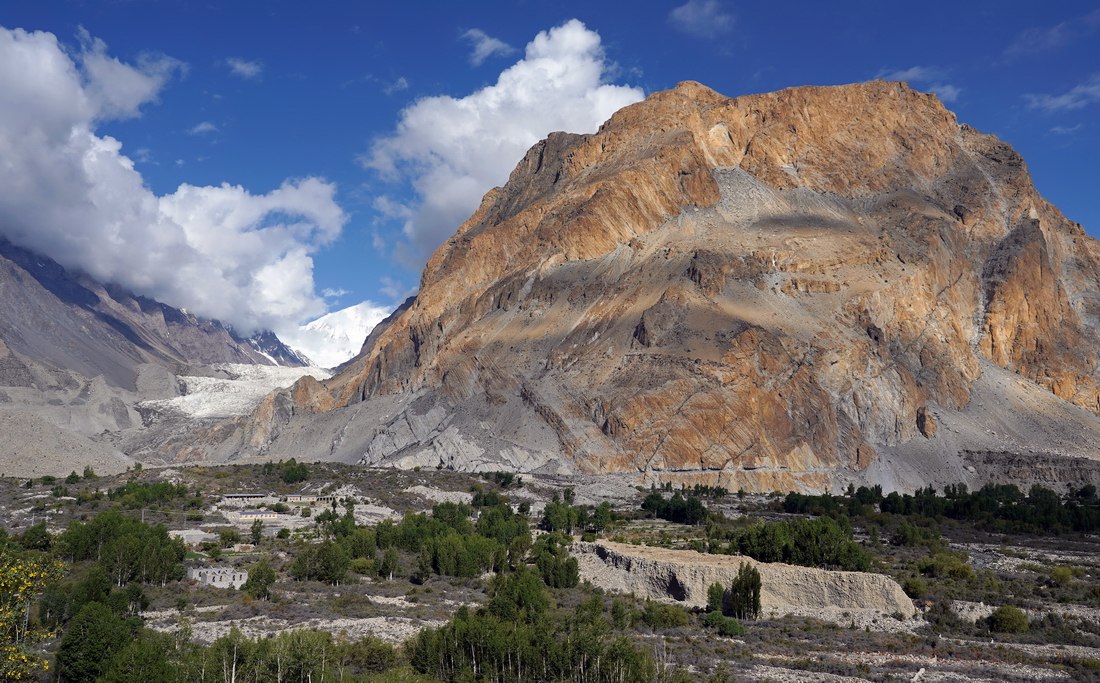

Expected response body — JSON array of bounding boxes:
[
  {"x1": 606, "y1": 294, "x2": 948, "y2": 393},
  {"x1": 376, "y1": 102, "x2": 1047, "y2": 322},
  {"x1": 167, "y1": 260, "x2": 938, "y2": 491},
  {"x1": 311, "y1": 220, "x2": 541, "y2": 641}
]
[{"x1": 139, "y1": 364, "x2": 331, "y2": 419}]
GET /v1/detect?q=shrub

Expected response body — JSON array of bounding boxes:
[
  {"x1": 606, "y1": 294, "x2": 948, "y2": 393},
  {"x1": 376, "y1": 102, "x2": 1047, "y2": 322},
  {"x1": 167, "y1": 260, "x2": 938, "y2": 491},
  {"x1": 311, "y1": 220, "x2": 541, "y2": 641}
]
[
  {"x1": 1050, "y1": 566, "x2": 1073, "y2": 587},
  {"x1": 988, "y1": 605, "x2": 1028, "y2": 634},
  {"x1": 902, "y1": 577, "x2": 928, "y2": 600},
  {"x1": 916, "y1": 552, "x2": 973, "y2": 580},
  {"x1": 349, "y1": 557, "x2": 374, "y2": 576},
  {"x1": 637, "y1": 601, "x2": 689, "y2": 629},
  {"x1": 703, "y1": 610, "x2": 745, "y2": 636}
]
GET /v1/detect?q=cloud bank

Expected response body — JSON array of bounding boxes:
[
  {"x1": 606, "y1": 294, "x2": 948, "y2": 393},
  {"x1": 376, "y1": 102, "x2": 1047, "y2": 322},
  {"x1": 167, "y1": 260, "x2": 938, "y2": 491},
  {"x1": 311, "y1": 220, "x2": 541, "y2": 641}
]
[
  {"x1": 0, "y1": 26, "x2": 346, "y2": 335},
  {"x1": 363, "y1": 19, "x2": 644, "y2": 266}
]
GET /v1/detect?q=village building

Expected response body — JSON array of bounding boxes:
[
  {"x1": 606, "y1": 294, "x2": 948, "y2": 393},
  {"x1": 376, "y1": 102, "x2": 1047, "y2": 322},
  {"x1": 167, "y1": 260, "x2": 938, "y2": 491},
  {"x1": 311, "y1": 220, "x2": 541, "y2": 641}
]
[
  {"x1": 284, "y1": 494, "x2": 337, "y2": 504},
  {"x1": 219, "y1": 493, "x2": 276, "y2": 508},
  {"x1": 187, "y1": 566, "x2": 249, "y2": 589},
  {"x1": 239, "y1": 509, "x2": 279, "y2": 520}
]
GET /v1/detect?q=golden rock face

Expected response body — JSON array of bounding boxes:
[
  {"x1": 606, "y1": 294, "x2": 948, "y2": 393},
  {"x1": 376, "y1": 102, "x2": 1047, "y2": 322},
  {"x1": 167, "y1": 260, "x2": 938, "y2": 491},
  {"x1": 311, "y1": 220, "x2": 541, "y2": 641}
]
[{"x1": 242, "y1": 81, "x2": 1100, "y2": 491}]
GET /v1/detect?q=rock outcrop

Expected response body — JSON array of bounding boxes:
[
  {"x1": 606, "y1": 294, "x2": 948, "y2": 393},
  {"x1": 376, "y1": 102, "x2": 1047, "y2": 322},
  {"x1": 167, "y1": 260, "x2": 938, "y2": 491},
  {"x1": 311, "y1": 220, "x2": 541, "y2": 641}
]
[
  {"x1": 215, "y1": 80, "x2": 1100, "y2": 492},
  {"x1": 572, "y1": 541, "x2": 916, "y2": 619}
]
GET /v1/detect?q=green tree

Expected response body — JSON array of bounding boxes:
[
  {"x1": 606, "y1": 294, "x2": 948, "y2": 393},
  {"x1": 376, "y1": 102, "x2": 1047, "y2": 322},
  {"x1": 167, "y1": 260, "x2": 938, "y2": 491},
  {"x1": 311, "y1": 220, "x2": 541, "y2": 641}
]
[
  {"x1": 57, "y1": 602, "x2": 133, "y2": 682},
  {"x1": 279, "y1": 458, "x2": 310, "y2": 484},
  {"x1": 532, "y1": 534, "x2": 578, "y2": 588},
  {"x1": 249, "y1": 519, "x2": 264, "y2": 545},
  {"x1": 99, "y1": 632, "x2": 173, "y2": 683},
  {"x1": 242, "y1": 559, "x2": 276, "y2": 600},
  {"x1": 219, "y1": 527, "x2": 241, "y2": 548},
  {"x1": 727, "y1": 562, "x2": 761, "y2": 620},
  {"x1": 706, "y1": 582, "x2": 725, "y2": 613},
  {"x1": 591, "y1": 501, "x2": 613, "y2": 532},
  {"x1": 378, "y1": 547, "x2": 399, "y2": 581},
  {"x1": 17, "y1": 522, "x2": 50, "y2": 552}
]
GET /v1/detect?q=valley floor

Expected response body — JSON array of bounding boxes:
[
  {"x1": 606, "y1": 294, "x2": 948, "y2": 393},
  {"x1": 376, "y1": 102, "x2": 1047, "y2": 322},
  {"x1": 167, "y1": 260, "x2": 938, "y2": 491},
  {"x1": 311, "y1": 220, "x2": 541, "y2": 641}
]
[{"x1": 2, "y1": 463, "x2": 1098, "y2": 681}]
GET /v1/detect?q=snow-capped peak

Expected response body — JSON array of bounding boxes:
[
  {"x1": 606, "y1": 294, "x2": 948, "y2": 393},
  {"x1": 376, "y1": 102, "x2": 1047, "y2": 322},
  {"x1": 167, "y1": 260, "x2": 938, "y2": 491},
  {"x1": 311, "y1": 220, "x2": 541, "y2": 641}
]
[{"x1": 277, "y1": 300, "x2": 392, "y2": 369}]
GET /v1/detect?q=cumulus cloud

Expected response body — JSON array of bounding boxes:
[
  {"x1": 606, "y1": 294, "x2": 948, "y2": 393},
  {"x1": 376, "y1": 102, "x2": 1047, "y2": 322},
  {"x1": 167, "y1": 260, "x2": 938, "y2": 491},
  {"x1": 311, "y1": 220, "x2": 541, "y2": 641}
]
[
  {"x1": 226, "y1": 57, "x2": 262, "y2": 79},
  {"x1": 1025, "y1": 74, "x2": 1100, "y2": 112},
  {"x1": 668, "y1": 0, "x2": 734, "y2": 39},
  {"x1": 0, "y1": 26, "x2": 346, "y2": 335},
  {"x1": 362, "y1": 19, "x2": 644, "y2": 265},
  {"x1": 877, "y1": 66, "x2": 961, "y2": 103},
  {"x1": 461, "y1": 28, "x2": 515, "y2": 66}
]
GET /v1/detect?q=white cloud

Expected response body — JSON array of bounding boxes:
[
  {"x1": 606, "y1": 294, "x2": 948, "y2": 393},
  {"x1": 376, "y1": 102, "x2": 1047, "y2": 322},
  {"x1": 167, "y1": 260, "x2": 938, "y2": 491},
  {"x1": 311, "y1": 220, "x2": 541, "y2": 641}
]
[
  {"x1": 1004, "y1": 9, "x2": 1100, "y2": 59},
  {"x1": 76, "y1": 27, "x2": 185, "y2": 120},
  {"x1": 321, "y1": 287, "x2": 350, "y2": 298},
  {"x1": 0, "y1": 26, "x2": 347, "y2": 336},
  {"x1": 1050, "y1": 123, "x2": 1084, "y2": 135},
  {"x1": 188, "y1": 120, "x2": 218, "y2": 135},
  {"x1": 1025, "y1": 74, "x2": 1100, "y2": 112},
  {"x1": 384, "y1": 76, "x2": 408, "y2": 94},
  {"x1": 461, "y1": 28, "x2": 515, "y2": 66},
  {"x1": 876, "y1": 66, "x2": 961, "y2": 103},
  {"x1": 280, "y1": 300, "x2": 392, "y2": 368},
  {"x1": 226, "y1": 57, "x2": 262, "y2": 79},
  {"x1": 363, "y1": 19, "x2": 644, "y2": 265},
  {"x1": 668, "y1": 0, "x2": 734, "y2": 39}
]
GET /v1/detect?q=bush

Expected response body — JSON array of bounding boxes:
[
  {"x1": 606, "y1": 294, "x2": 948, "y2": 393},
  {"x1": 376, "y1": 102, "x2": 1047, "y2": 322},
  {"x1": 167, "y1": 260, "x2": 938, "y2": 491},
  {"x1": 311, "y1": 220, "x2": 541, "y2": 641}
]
[
  {"x1": 637, "y1": 601, "x2": 689, "y2": 629},
  {"x1": 988, "y1": 605, "x2": 1028, "y2": 634},
  {"x1": 349, "y1": 557, "x2": 374, "y2": 576},
  {"x1": 1050, "y1": 565, "x2": 1074, "y2": 587},
  {"x1": 902, "y1": 577, "x2": 928, "y2": 600},
  {"x1": 703, "y1": 610, "x2": 745, "y2": 636},
  {"x1": 916, "y1": 552, "x2": 973, "y2": 580}
]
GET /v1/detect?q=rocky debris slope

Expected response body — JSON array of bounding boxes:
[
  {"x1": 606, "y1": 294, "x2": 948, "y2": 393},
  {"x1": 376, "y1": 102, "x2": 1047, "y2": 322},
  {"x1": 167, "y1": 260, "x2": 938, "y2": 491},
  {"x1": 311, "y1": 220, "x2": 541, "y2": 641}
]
[
  {"x1": 573, "y1": 541, "x2": 915, "y2": 620},
  {"x1": 0, "y1": 237, "x2": 312, "y2": 476},
  {"x1": 221, "y1": 80, "x2": 1100, "y2": 492}
]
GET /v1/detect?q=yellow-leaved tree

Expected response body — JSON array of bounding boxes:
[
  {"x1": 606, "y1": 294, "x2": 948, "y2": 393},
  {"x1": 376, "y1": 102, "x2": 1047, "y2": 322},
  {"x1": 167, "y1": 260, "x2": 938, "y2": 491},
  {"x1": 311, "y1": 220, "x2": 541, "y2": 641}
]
[{"x1": 0, "y1": 553, "x2": 65, "y2": 681}]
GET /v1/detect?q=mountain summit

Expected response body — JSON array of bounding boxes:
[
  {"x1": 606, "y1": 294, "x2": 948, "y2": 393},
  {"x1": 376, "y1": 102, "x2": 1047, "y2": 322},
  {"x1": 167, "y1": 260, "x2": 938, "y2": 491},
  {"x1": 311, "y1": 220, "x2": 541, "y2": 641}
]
[{"x1": 221, "y1": 80, "x2": 1100, "y2": 492}]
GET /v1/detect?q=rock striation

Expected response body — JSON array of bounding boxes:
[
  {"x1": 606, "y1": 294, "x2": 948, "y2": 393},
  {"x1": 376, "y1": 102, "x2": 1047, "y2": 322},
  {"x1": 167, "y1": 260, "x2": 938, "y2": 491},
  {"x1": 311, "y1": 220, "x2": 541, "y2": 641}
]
[
  {"x1": 572, "y1": 541, "x2": 916, "y2": 618},
  {"x1": 222, "y1": 80, "x2": 1100, "y2": 491}
]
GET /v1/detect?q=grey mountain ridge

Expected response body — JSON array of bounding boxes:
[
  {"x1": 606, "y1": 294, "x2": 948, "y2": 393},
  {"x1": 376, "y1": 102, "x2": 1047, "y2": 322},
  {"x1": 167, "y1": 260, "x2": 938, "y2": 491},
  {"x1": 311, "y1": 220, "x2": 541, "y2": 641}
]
[{"x1": 0, "y1": 236, "x2": 309, "y2": 476}]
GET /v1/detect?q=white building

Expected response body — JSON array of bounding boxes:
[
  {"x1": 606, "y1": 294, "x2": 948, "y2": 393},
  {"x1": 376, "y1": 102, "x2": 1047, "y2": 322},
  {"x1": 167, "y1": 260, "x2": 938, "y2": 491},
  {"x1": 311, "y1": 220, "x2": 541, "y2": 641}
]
[{"x1": 187, "y1": 566, "x2": 249, "y2": 589}]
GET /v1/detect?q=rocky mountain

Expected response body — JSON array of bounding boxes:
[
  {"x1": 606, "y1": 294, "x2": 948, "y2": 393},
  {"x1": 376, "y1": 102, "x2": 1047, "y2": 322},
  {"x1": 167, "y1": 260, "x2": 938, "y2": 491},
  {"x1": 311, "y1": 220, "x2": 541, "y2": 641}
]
[
  {"x1": 0, "y1": 236, "x2": 309, "y2": 476},
  {"x1": 199, "y1": 80, "x2": 1100, "y2": 492}
]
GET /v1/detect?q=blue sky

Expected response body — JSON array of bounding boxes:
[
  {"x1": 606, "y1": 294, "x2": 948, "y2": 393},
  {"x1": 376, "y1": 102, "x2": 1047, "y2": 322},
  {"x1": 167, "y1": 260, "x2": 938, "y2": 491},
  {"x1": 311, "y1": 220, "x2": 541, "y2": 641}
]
[{"x1": 1, "y1": 1, "x2": 1098, "y2": 362}]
